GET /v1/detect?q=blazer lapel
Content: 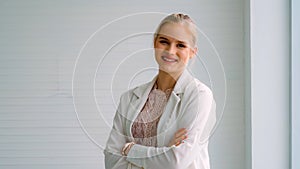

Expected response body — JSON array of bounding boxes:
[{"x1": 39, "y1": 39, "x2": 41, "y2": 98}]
[
  {"x1": 125, "y1": 76, "x2": 157, "y2": 138},
  {"x1": 156, "y1": 69, "x2": 194, "y2": 145},
  {"x1": 157, "y1": 91, "x2": 181, "y2": 143}
]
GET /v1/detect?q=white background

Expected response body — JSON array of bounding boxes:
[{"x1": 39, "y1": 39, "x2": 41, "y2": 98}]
[{"x1": 0, "y1": 0, "x2": 251, "y2": 168}]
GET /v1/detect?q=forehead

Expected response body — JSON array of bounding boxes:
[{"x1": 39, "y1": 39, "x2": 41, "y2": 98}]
[{"x1": 157, "y1": 22, "x2": 193, "y2": 45}]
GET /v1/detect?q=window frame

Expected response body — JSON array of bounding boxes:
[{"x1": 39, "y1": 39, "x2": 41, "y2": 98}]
[{"x1": 291, "y1": 0, "x2": 299, "y2": 168}]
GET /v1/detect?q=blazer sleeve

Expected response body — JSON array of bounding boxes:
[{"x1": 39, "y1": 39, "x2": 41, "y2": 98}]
[
  {"x1": 126, "y1": 86, "x2": 216, "y2": 169},
  {"x1": 104, "y1": 94, "x2": 131, "y2": 169}
]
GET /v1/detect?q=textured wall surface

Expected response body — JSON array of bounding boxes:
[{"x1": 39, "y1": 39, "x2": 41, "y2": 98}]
[{"x1": 0, "y1": 1, "x2": 246, "y2": 168}]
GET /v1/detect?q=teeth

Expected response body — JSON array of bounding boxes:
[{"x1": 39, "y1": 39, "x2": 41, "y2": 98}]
[{"x1": 162, "y1": 56, "x2": 177, "y2": 62}]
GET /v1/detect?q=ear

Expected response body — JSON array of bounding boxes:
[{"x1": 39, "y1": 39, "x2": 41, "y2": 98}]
[{"x1": 189, "y1": 46, "x2": 198, "y2": 59}]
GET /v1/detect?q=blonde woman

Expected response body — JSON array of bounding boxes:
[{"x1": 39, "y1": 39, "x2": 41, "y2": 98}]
[{"x1": 104, "y1": 13, "x2": 216, "y2": 169}]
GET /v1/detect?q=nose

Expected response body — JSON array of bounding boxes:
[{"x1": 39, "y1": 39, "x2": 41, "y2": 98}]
[{"x1": 166, "y1": 44, "x2": 176, "y2": 55}]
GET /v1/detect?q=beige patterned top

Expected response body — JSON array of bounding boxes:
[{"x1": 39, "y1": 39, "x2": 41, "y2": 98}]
[{"x1": 131, "y1": 83, "x2": 172, "y2": 147}]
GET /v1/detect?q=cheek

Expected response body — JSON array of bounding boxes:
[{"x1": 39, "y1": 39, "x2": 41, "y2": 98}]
[
  {"x1": 154, "y1": 47, "x2": 163, "y2": 61},
  {"x1": 154, "y1": 46, "x2": 163, "y2": 54},
  {"x1": 154, "y1": 41, "x2": 164, "y2": 50},
  {"x1": 154, "y1": 42, "x2": 164, "y2": 56},
  {"x1": 179, "y1": 51, "x2": 191, "y2": 63}
]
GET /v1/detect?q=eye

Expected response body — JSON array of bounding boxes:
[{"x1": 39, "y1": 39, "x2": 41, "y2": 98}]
[
  {"x1": 177, "y1": 43, "x2": 186, "y2": 48},
  {"x1": 159, "y1": 40, "x2": 169, "y2": 45}
]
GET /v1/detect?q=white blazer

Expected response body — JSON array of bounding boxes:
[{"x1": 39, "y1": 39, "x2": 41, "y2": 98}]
[{"x1": 104, "y1": 69, "x2": 216, "y2": 169}]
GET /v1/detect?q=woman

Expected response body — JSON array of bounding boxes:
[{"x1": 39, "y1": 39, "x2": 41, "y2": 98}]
[{"x1": 104, "y1": 13, "x2": 216, "y2": 169}]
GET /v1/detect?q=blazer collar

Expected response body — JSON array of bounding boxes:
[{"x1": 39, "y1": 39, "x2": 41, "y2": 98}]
[
  {"x1": 132, "y1": 76, "x2": 156, "y2": 99},
  {"x1": 172, "y1": 69, "x2": 194, "y2": 94}
]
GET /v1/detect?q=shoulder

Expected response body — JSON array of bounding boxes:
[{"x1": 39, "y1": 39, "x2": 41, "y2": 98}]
[
  {"x1": 119, "y1": 80, "x2": 153, "y2": 102},
  {"x1": 183, "y1": 77, "x2": 213, "y2": 102},
  {"x1": 175, "y1": 70, "x2": 213, "y2": 101},
  {"x1": 179, "y1": 78, "x2": 215, "y2": 123}
]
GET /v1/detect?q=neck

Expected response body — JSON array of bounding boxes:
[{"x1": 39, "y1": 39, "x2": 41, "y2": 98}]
[{"x1": 156, "y1": 70, "x2": 183, "y2": 91}]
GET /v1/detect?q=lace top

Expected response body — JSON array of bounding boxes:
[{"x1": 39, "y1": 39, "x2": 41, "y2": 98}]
[{"x1": 131, "y1": 83, "x2": 172, "y2": 147}]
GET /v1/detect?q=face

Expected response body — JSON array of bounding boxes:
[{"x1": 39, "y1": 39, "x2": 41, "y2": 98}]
[{"x1": 154, "y1": 22, "x2": 197, "y2": 76}]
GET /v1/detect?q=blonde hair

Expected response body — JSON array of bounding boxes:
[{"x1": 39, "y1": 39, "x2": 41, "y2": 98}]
[{"x1": 154, "y1": 13, "x2": 198, "y2": 47}]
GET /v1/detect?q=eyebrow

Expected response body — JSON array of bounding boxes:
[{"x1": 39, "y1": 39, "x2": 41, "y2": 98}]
[{"x1": 158, "y1": 36, "x2": 188, "y2": 44}]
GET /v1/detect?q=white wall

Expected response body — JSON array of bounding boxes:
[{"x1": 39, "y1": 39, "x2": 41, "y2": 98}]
[
  {"x1": 250, "y1": 0, "x2": 290, "y2": 169},
  {"x1": 0, "y1": 1, "x2": 246, "y2": 168}
]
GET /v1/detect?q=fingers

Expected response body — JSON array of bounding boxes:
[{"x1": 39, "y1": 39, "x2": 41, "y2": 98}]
[
  {"x1": 175, "y1": 135, "x2": 188, "y2": 145},
  {"x1": 175, "y1": 136, "x2": 188, "y2": 146},
  {"x1": 175, "y1": 128, "x2": 188, "y2": 139},
  {"x1": 174, "y1": 128, "x2": 188, "y2": 146},
  {"x1": 168, "y1": 128, "x2": 189, "y2": 147}
]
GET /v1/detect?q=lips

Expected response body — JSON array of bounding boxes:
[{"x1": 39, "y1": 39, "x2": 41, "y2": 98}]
[{"x1": 161, "y1": 55, "x2": 178, "y2": 63}]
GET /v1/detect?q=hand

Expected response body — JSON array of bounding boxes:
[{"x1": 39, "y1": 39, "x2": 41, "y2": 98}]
[
  {"x1": 121, "y1": 142, "x2": 135, "y2": 156},
  {"x1": 168, "y1": 128, "x2": 188, "y2": 147}
]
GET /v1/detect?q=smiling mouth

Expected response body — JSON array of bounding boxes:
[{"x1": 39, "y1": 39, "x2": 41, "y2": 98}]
[{"x1": 162, "y1": 56, "x2": 178, "y2": 63}]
